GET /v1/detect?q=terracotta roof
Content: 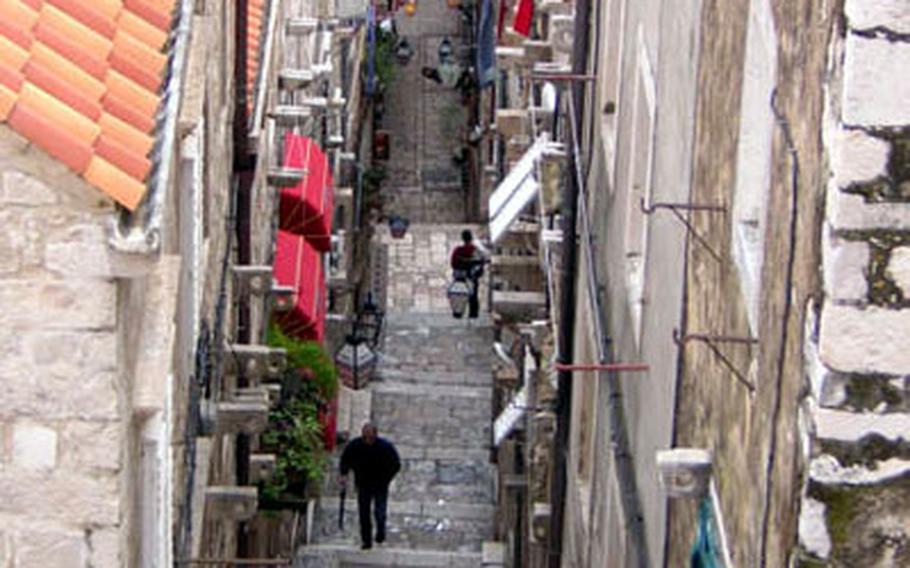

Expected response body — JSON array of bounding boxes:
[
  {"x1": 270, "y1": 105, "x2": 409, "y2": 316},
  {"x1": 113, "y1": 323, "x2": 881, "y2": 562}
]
[
  {"x1": 0, "y1": 0, "x2": 177, "y2": 211},
  {"x1": 246, "y1": 0, "x2": 266, "y2": 117}
]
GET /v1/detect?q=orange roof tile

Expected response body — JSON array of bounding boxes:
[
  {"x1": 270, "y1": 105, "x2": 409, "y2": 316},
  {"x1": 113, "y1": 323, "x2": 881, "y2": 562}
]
[
  {"x1": 84, "y1": 155, "x2": 146, "y2": 210},
  {"x1": 0, "y1": 85, "x2": 16, "y2": 120},
  {"x1": 46, "y1": 0, "x2": 119, "y2": 39},
  {"x1": 245, "y1": 0, "x2": 268, "y2": 117},
  {"x1": 118, "y1": 11, "x2": 168, "y2": 50},
  {"x1": 0, "y1": 35, "x2": 30, "y2": 70},
  {"x1": 8, "y1": 99, "x2": 93, "y2": 173},
  {"x1": 0, "y1": 0, "x2": 178, "y2": 210}
]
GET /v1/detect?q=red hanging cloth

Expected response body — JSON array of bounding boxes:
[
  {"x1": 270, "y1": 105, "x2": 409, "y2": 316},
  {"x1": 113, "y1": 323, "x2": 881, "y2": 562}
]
[{"x1": 512, "y1": 0, "x2": 533, "y2": 36}]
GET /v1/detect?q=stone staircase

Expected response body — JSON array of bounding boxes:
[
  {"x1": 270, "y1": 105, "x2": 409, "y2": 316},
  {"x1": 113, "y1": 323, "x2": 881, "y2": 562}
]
[{"x1": 296, "y1": 301, "x2": 496, "y2": 567}]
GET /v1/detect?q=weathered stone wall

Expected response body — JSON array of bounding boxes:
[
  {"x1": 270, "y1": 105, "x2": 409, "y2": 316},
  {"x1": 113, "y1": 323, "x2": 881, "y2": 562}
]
[
  {"x1": 0, "y1": 129, "x2": 126, "y2": 566},
  {"x1": 671, "y1": 0, "x2": 834, "y2": 565},
  {"x1": 799, "y1": 1, "x2": 910, "y2": 564},
  {"x1": 173, "y1": 0, "x2": 244, "y2": 562}
]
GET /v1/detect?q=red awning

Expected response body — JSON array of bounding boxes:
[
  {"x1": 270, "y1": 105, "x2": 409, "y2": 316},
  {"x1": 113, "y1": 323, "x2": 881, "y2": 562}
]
[
  {"x1": 272, "y1": 230, "x2": 326, "y2": 342},
  {"x1": 279, "y1": 133, "x2": 334, "y2": 252}
]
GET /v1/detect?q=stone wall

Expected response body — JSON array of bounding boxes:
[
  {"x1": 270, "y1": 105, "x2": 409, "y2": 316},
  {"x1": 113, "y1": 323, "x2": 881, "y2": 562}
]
[
  {"x1": 800, "y1": 1, "x2": 910, "y2": 564},
  {"x1": 670, "y1": 0, "x2": 835, "y2": 565},
  {"x1": 0, "y1": 129, "x2": 127, "y2": 566}
]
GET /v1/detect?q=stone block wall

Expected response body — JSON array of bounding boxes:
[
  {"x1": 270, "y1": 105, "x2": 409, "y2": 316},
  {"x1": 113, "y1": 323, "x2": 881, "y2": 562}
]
[
  {"x1": 800, "y1": 1, "x2": 910, "y2": 564},
  {"x1": 0, "y1": 129, "x2": 126, "y2": 567}
]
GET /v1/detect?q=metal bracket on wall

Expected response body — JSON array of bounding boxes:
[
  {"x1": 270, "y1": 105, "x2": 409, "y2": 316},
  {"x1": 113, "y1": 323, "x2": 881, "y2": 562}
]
[
  {"x1": 640, "y1": 198, "x2": 726, "y2": 263},
  {"x1": 554, "y1": 362, "x2": 649, "y2": 373},
  {"x1": 672, "y1": 329, "x2": 757, "y2": 393},
  {"x1": 528, "y1": 73, "x2": 597, "y2": 82}
]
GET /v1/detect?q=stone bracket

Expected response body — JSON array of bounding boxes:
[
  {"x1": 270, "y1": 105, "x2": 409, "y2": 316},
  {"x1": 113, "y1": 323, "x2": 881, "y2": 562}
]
[
  {"x1": 205, "y1": 486, "x2": 258, "y2": 521},
  {"x1": 268, "y1": 166, "x2": 307, "y2": 188},
  {"x1": 221, "y1": 344, "x2": 287, "y2": 381},
  {"x1": 250, "y1": 454, "x2": 277, "y2": 484},
  {"x1": 200, "y1": 399, "x2": 270, "y2": 435}
]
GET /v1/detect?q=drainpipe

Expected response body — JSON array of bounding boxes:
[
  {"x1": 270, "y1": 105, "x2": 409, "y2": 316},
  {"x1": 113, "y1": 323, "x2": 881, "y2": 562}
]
[
  {"x1": 233, "y1": 0, "x2": 254, "y2": 558},
  {"x1": 109, "y1": 0, "x2": 195, "y2": 254},
  {"x1": 547, "y1": 0, "x2": 591, "y2": 564}
]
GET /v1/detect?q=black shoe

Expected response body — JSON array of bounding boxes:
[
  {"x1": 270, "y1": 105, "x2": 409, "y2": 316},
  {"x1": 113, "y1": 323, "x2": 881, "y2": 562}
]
[
  {"x1": 375, "y1": 535, "x2": 385, "y2": 544},
  {"x1": 361, "y1": 543, "x2": 372, "y2": 550}
]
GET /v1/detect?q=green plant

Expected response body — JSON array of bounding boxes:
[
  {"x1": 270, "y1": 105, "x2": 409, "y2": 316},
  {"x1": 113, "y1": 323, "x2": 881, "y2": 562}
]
[
  {"x1": 374, "y1": 29, "x2": 398, "y2": 89},
  {"x1": 267, "y1": 323, "x2": 338, "y2": 401},
  {"x1": 260, "y1": 396, "x2": 326, "y2": 502}
]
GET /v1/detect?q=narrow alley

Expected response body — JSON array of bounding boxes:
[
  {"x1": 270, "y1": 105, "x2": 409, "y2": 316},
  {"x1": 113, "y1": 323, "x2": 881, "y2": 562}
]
[
  {"x1": 1, "y1": 0, "x2": 908, "y2": 566},
  {"x1": 296, "y1": 0, "x2": 498, "y2": 564},
  {"x1": 298, "y1": 226, "x2": 496, "y2": 566}
]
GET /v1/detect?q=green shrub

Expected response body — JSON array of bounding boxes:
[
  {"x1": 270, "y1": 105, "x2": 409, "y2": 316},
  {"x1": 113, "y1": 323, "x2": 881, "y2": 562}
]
[
  {"x1": 267, "y1": 323, "x2": 338, "y2": 401},
  {"x1": 260, "y1": 395, "x2": 326, "y2": 502}
]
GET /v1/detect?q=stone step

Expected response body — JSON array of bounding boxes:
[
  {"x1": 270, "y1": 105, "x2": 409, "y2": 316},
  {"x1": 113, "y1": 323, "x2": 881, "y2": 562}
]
[
  {"x1": 324, "y1": 447, "x2": 494, "y2": 505},
  {"x1": 375, "y1": 368, "x2": 491, "y2": 387},
  {"x1": 383, "y1": 311, "x2": 494, "y2": 330},
  {"x1": 369, "y1": 382, "x2": 492, "y2": 450},
  {"x1": 313, "y1": 498, "x2": 494, "y2": 553},
  {"x1": 371, "y1": 381, "x2": 491, "y2": 400},
  {"x1": 296, "y1": 543, "x2": 482, "y2": 567}
]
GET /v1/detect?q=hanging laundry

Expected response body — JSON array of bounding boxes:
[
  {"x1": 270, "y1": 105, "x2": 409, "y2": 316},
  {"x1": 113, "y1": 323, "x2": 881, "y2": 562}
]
[{"x1": 512, "y1": 0, "x2": 534, "y2": 36}]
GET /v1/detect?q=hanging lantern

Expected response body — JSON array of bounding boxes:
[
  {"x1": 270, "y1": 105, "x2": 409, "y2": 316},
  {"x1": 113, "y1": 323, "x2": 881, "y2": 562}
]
[
  {"x1": 403, "y1": 0, "x2": 417, "y2": 16},
  {"x1": 395, "y1": 37, "x2": 415, "y2": 65},
  {"x1": 446, "y1": 278, "x2": 473, "y2": 318},
  {"x1": 356, "y1": 293, "x2": 385, "y2": 347},
  {"x1": 334, "y1": 335, "x2": 377, "y2": 389},
  {"x1": 437, "y1": 37, "x2": 454, "y2": 64},
  {"x1": 389, "y1": 215, "x2": 409, "y2": 239}
]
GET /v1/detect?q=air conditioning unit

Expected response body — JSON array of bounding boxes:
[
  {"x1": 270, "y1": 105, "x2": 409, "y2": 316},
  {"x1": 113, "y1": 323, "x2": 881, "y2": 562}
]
[{"x1": 548, "y1": 14, "x2": 574, "y2": 55}]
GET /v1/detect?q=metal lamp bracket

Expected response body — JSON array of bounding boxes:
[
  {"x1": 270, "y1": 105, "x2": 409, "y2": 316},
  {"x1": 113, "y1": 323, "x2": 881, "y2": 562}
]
[
  {"x1": 640, "y1": 198, "x2": 726, "y2": 263},
  {"x1": 672, "y1": 328, "x2": 757, "y2": 393}
]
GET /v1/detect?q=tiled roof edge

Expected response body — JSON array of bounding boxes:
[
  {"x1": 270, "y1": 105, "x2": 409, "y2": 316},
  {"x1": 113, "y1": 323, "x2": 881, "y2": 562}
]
[
  {"x1": 109, "y1": 0, "x2": 194, "y2": 255},
  {"x1": 249, "y1": 0, "x2": 279, "y2": 144}
]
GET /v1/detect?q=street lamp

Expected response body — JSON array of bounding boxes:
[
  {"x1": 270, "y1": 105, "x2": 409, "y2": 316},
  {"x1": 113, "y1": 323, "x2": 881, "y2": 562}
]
[
  {"x1": 334, "y1": 334, "x2": 377, "y2": 389},
  {"x1": 355, "y1": 293, "x2": 385, "y2": 347},
  {"x1": 389, "y1": 215, "x2": 409, "y2": 239},
  {"x1": 437, "y1": 37, "x2": 454, "y2": 64},
  {"x1": 395, "y1": 37, "x2": 415, "y2": 65},
  {"x1": 446, "y1": 278, "x2": 472, "y2": 318}
]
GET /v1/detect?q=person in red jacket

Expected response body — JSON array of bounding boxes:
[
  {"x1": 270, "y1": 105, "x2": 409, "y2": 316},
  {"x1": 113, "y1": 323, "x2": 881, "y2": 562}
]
[{"x1": 450, "y1": 230, "x2": 488, "y2": 318}]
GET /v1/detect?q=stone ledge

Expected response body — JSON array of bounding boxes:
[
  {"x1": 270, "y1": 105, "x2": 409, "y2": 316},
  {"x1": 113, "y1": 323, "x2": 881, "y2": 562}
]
[
  {"x1": 810, "y1": 453, "x2": 910, "y2": 486},
  {"x1": 827, "y1": 190, "x2": 910, "y2": 231},
  {"x1": 819, "y1": 303, "x2": 910, "y2": 373},
  {"x1": 843, "y1": 34, "x2": 910, "y2": 126},
  {"x1": 823, "y1": 230, "x2": 869, "y2": 301},
  {"x1": 814, "y1": 407, "x2": 910, "y2": 442},
  {"x1": 845, "y1": 0, "x2": 910, "y2": 34}
]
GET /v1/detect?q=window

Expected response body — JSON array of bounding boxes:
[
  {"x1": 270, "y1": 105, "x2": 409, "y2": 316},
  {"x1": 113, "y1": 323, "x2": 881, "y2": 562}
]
[
  {"x1": 597, "y1": 0, "x2": 626, "y2": 184},
  {"x1": 732, "y1": 0, "x2": 777, "y2": 335},
  {"x1": 624, "y1": 29, "x2": 656, "y2": 345}
]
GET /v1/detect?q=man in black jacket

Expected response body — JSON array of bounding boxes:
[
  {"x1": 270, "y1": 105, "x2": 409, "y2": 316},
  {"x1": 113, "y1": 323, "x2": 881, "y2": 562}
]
[{"x1": 339, "y1": 422, "x2": 401, "y2": 549}]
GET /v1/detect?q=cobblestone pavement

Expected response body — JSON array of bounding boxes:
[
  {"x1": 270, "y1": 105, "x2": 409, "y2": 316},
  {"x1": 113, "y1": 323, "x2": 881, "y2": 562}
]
[
  {"x1": 379, "y1": 224, "x2": 488, "y2": 314},
  {"x1": 298, "y1": 237, "x2": 495, "y2": 565},
  {"x1": 294, "y1": 0, "x2": 495, "y2": 560},
  {"x1": 379, "y1": 0, "x2": 469, "y2": 224}
]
